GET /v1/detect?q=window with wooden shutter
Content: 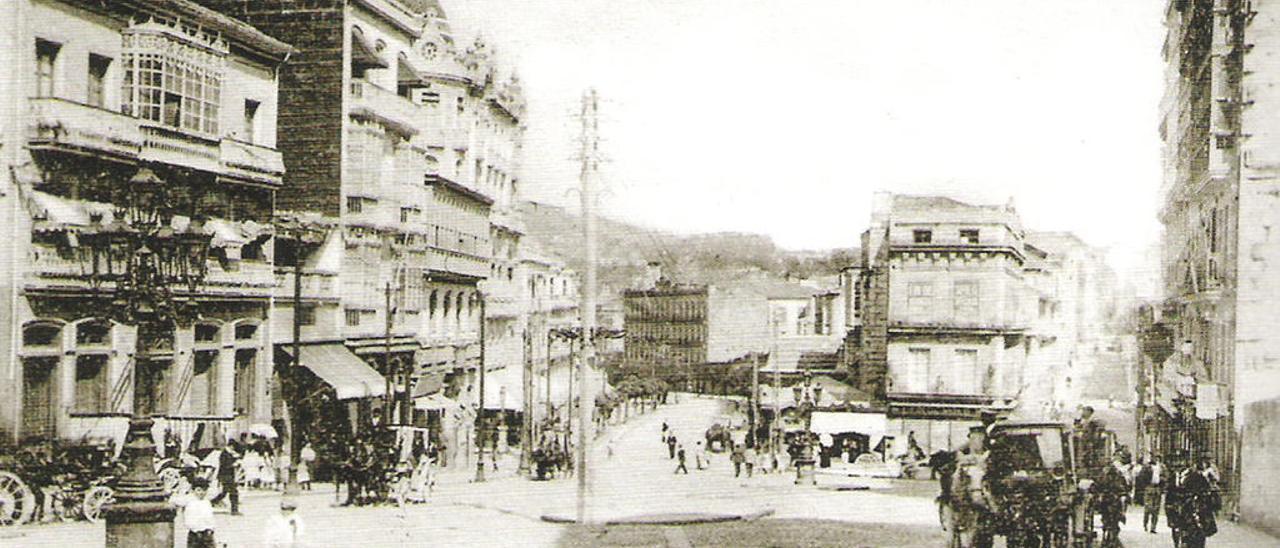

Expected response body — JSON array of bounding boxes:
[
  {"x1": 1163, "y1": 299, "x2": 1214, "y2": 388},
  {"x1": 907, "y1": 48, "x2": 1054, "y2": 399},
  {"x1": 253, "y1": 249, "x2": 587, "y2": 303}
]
[
  {"x1": 190, "y1": 350, "x2": 218, "y2": 416},
  {"x1": 234, "y1": 349, "x2": 256, "y2": 417},
  {"x1": 74, "y1": 354, "x2": 109, "y2": 414},
  {"x1": 22, "y1": 357, "x2": 58, "y2": 440}
]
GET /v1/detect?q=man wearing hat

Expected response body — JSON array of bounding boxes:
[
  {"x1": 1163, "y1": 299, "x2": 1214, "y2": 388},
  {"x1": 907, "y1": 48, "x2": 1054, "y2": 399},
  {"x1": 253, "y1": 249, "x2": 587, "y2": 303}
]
[
  {"x1": 263, "y1": 498, "x2": 306, "y2": 547},
  {"x1": 1096, "y1": 452, "x2": 1132, "y2": 547}
]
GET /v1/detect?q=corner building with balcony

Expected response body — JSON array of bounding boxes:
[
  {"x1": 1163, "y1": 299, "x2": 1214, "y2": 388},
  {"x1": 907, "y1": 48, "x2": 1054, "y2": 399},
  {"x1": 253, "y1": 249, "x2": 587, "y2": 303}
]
[
  {"x1": 198, "y1": 0, "x2": 527, "y2": 451},
  {"x1": 1154, "y1": 0, "x2": 1280, "y2": 524},
  {"x1": 851, "y1": 193, "x2": 1032, "y2": 453},
  {"x1": 0, "y1": 0, "x2": 292, "y2": 446}
]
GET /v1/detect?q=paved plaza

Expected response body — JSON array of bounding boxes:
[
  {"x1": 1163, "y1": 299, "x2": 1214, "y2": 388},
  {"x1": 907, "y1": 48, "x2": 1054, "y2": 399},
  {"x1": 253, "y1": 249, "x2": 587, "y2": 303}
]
[{"x1": 2, "y1": 396, "x2": 1275, "y2": 547}]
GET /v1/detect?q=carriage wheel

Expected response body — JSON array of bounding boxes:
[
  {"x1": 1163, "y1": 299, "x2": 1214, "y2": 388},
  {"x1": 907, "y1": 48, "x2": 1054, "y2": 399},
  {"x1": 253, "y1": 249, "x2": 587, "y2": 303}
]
[
  {"x1": 157, "y1": 466, "x2": 183, "y2": 495},
  {"x1": 0, "y1": 471, "x2": 35, "y2": 526},
  {"x1": 81, "y1": 486, "x2": 113, "y2": 523}
]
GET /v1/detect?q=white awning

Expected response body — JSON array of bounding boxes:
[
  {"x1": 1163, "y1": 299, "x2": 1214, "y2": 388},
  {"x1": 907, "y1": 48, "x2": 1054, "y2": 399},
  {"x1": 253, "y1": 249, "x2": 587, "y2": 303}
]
[
  {"x1": 415, "y1": 392, "x2": 458, "y2": 411},
  {"x1": 809, "y1": 411, "x2": 888, "y2": 449},
  {"x1": 287, "y1": 343, "x2": 387, "y2": 400},
  {"x1": 483, "y1": 367, "x2": 522, "y2": 411}
]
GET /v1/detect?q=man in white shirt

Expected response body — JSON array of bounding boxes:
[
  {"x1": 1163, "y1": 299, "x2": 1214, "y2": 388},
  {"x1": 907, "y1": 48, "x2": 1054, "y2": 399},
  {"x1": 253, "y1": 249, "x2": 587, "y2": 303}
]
[
  {"x1": 263, "y1": 498, "x2": 306, "y2": 548},
  {"x1": 182, "y1": 478, "x2": 217, "y2": 548}
]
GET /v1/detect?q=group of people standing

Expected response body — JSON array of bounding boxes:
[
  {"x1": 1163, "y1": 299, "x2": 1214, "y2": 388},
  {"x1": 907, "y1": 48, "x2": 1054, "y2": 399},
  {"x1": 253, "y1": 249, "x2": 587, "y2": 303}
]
[
  {"x1": 1124, "y1": 453, "x2": 1222, "y2": 548},
  {"x1": 333, "y1": 429, "x2": 440, "y2": 507},
  {"x1": 663, "y1": 420, "x2": 774, "y2": 477}
]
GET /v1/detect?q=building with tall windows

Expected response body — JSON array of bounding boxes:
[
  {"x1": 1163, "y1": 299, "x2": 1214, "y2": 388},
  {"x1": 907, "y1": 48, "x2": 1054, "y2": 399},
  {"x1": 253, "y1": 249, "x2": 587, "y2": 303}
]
[
  {"x1": 844, "y1": 193, "x2": 1123, "y2": 454},
  {"x1": 0, "y1": 0, "x2": 292, "y2": 446},
  {"x1": 198, "y1": 0, "x2": 527, "y2": 461},
  {"x1": 850, "y1": 193, "x2": 1032, "y2": 453}
]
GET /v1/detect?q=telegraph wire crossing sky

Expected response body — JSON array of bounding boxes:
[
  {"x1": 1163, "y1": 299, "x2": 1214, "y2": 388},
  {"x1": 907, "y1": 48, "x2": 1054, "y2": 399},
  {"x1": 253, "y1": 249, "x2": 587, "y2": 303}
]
[{"x1": 447, "y1": 0, "x2": 1166, "y2": 292}]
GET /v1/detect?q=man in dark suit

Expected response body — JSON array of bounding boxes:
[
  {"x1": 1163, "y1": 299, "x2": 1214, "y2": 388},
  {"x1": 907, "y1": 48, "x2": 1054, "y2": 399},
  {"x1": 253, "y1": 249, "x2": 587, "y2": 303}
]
[
  {"x1": 1096, "y1": 453, "x2": 1131, "y2": 547},
  {"x1": 210, "y1": 438, "x2": 241, "y2": 515}
]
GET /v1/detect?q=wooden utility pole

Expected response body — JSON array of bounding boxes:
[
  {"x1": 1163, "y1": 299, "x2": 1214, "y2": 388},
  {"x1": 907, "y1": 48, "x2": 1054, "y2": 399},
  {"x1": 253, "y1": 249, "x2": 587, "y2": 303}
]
[
  {"x1": 519, "y1": 329, "x2": 532, "y2": 474},
  {"x1": 576, "y1": 88, "x2": 600, "y2": 524},
  {"x1": 284, "y1": 248, "x2": 303, "y2": 495},
  {"x1": 384, "y1": 281, "x2": 394, "y2": 421},
  {"x1": 772, "y1": 341, "x2": 780, "y2": 463},
  {"x1": 546, "y1": 333, "x2": 553, "y2": 428},
  {"x1": 752, "y1": 352, "x2": 760, "y2": 447},
  {"x1": 475, "y1": 292, "x2": 487, "y2": 482}
]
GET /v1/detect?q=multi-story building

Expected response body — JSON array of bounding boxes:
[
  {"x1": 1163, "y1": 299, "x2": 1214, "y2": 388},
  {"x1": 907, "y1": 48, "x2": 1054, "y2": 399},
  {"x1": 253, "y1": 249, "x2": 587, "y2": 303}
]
[
  {"x1": 1023, "y1": 231, "x2": 1120, "y2": 416},
  {"x1": 199, "y1": 1, "x2": 526, "y2": 445},
  {"x1": 851, "y1": 193, "x2": 1030, "y2": 452},
  {"x1": 0, "y1": 0, "x2": 291, "y2": 446},
  {"x1": 516, "y1": 247, "x2": 579, "y2": 437},
  {"x1": 623, "y1": 278, "x2": 769, "y2": 393},
  {"x1": 1155, "y1": 0, "x2": 1280, "y2": 522}
]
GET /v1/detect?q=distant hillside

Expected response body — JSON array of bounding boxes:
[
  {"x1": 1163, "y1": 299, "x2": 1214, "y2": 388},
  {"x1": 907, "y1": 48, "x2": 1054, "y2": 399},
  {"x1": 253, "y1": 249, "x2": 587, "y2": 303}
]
[{"x1": 518, "y1": 202, "x2": 855, "y2": 300}]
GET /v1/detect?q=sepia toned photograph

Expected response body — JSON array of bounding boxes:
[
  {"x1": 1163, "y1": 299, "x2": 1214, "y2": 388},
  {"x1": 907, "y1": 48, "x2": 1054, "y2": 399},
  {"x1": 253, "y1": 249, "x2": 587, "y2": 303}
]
[{"x1": 0, "y1": 0, "x2": 1276, "y2": 546}]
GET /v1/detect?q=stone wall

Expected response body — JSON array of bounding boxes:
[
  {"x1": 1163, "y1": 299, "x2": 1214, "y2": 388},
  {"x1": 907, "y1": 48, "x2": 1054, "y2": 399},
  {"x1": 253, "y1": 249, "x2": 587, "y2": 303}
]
[{"x1": 1240, "y1": 397, "x2": 1280, "y2": 537}]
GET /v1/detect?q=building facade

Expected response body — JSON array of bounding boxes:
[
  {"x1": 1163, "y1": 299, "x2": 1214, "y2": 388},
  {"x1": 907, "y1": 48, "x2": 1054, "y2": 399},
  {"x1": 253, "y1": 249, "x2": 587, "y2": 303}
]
[
  {"x1": 851, "y1": 194, "x2": 1033, "y2": 452},
  {"x1": 1154, "y1": 0, "x2": 1280, "y2": 523},
  {"x1": 623, "y1": 280, "x2": 770, "y2": 392},
  {"x1": 199, "y1": 1, "x2": 527, "y2": 440},
  {"x1": 0, "y1": 0, "x2": 292, "y2": 446}
]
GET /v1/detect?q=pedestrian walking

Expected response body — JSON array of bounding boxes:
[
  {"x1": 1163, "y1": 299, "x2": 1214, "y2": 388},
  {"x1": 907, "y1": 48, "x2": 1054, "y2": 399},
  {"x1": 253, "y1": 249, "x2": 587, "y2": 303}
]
[
  {"x1": 694, "y1": 441, "x2": 706, "y2": 470},
  {"x1": 1176, "y1": 461, "x2": 1219, "y2": 548},
  {"x1": 744, "y1": 444, "x2": 756, "y2": 478},
  {"x1": 661, "y1": 421, "x2": 669, "y2": 443},
  {"x1": 667, "y1": 435, "x2": 677, "y2": 460},
  {"x1": 1097, "y1": 453, "x2": 1132, "y2": 548},
  {"x1": 210, "y1": 440, "x2": 241, "y2": 515},
  {"x1": 181, "y1": 478, "x2": 217, "y2": 548},
  {"x1": 263, "y1": 498, "x2": 306, "y2": 548},
  {"x1": 675, "y1": 445, "x2": 689, "y2": 474},
  {"x1": 731, "y1": 443, "x2": 745, "y2": 477},
  {"x1": 1135, "y1": 454, "x2": 1168, "y2": 533}
]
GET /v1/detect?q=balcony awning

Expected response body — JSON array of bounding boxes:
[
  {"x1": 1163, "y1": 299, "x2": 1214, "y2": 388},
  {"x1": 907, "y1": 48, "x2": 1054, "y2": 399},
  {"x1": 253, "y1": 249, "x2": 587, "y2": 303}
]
[
  {"x1": 285, "y1": 343, "x2": 387, "y2": 400},
  {"x1": 397, "y1": 53, "x2": 430, "y2": 87},
  {"x1": 415, "y1": 392, "x2": 458, "y2": 411},
  {"x1": 352, "y1": 27, "x2": 390, "y2": 70},
  {"x1": 26, "y1": 191, "x2": 116, "y2": 232}
]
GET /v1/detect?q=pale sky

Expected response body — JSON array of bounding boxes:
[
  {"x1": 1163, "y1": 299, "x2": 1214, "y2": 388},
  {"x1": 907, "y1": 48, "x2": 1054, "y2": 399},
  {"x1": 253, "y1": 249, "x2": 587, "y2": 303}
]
[{"x1": 447, "y1": 0, "x2": 1166, "y2": 295}]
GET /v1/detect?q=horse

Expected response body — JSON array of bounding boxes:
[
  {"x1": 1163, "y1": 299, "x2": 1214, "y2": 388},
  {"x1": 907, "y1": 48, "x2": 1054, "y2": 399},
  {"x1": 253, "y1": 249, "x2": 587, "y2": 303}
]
[{"x1": 947, "y1": 452, "x2": 995, "y2": 548}]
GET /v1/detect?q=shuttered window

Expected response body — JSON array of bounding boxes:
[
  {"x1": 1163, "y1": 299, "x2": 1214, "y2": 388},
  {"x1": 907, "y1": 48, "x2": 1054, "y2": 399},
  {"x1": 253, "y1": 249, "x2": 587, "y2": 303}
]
[
  {"x1": 74, "y1": 354, "x2": 109, "y2": 414},
  {"x1": 22, "y1": 358, "x2": 58, "y2": 440}
]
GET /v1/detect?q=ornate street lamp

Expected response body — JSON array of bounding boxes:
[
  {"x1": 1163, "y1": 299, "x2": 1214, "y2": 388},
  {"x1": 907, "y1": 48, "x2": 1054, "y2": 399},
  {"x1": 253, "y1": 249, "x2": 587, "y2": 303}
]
[
  {"x1": 79, "y1": 167, "x2": 212, "y2": 547},
  {"x1": 790, "y1": 371, "x2": 823, "y2": 486}
]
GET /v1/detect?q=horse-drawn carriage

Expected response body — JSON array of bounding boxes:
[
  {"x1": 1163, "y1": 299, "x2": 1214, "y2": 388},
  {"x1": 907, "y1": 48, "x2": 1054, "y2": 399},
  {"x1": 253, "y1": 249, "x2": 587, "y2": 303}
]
[
  {"x1": 975, "y1": 420, "x2": 1118, "y2": 548},
  {"x1": 0, "y1": 441, "x2": 120, "y2": 526}
]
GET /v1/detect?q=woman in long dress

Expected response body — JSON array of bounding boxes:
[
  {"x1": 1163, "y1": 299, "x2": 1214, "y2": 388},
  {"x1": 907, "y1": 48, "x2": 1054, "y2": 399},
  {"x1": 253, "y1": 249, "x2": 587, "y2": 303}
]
[
  {"x1": 408, "y1": 453, "x2": 432, "y2": 503},
  {"x1": 242, "y1": 449, "x2": 264, "y2": 488},
  {"x1": 298, "y1": 443, "x2": 315, "y2": 491}
]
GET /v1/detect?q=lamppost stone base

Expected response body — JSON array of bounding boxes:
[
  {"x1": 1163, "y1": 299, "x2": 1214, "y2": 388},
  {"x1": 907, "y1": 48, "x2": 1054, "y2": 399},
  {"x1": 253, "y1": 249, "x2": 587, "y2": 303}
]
[
  {"x1": 103, "y1": 417, "x2": 175, "y2": 548},
  {"x1": 103, "y1": 501, "x2": 176, "y2": 548}
]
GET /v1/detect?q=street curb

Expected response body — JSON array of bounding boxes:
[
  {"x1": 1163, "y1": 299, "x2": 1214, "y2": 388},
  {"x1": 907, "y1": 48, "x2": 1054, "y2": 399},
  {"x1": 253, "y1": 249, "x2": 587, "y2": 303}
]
[{"x1": 540, "y1": 508, "x2": 775, "y2": 526}]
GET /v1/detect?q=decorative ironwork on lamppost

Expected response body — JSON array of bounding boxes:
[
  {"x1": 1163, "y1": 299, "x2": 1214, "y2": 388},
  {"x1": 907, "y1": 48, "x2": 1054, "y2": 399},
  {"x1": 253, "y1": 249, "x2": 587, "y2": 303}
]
[
  {"x1": 790, "y1": 371, "x2": 823, "y2": 486},
  {"x1": 78, "y1": 167, "x2": 212, "y2": 547}
]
